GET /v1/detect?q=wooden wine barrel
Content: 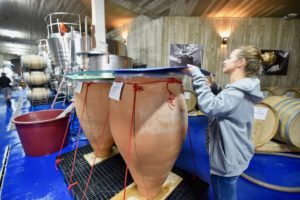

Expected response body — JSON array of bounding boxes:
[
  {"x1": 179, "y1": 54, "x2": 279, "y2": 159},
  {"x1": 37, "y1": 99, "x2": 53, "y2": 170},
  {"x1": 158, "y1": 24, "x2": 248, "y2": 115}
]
[
  {"x1": 184, "y1": 90, "x2": 197, "y2": 112},
  {"x1": 27, "y1": 88, "x2": 51, "y2": 100},
  {"x1": 21, "y1": 55, "x2": 47, "y2": 69},
  {"x1": 252, "y1": 103, "x2": 279, "y2": 148},
  {"x1": 272, "y1": 87, "x2": 300, "y2": 98},
  {"x1": 182, "y1": 75, "x2": 193, "y2": 91},
  {"x1": 292, "y1": 87, "x2": 300, "y2": 99},
  {"x1": 261, "y1": 87, "x2": 275, "y2": 98},
  {"x1": 263, "y1": 96, "x2": 300, "y2": 148},
  {"x1": 292, "y1": 87, "x2": 300, "y2": 91},
  {"x1": 28, "y1": 72, "x2": 50, "y2": 85}
]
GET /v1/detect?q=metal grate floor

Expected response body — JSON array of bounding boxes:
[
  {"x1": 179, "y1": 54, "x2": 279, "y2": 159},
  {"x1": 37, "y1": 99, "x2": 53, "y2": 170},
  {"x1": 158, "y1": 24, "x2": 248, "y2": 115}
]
[{"x1": 58, "y1": 145, "x2": 209, "y2": 200}]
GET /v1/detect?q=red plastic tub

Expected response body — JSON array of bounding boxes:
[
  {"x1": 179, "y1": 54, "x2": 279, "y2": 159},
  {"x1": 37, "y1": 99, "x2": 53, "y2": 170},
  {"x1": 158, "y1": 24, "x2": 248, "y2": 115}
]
[{"x1": 13, "y1": 109, "x2": 69, "y2": 157}]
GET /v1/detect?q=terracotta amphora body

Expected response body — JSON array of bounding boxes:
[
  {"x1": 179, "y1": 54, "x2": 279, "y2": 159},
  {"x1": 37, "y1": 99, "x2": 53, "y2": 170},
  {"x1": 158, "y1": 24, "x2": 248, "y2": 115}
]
[
  {"x1": 110, "y1": 75, "x2": 188, "y2": 199},
  {"x1": 74, "y1": 82, "x2": 114, "y2": 157}
]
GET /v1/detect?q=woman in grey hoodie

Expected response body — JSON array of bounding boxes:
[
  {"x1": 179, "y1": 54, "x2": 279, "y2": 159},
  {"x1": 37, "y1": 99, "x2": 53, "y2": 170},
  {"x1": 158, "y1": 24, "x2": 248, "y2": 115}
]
[{"x1": 187, "y1": 46, "x2": 266, "y2": 200}]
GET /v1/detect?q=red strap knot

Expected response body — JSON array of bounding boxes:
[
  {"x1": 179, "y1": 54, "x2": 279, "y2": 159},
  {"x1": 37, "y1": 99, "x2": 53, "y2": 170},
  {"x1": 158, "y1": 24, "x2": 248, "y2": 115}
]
[
  {"x1": 167, "y1": 77, "x2": 182, "y2": 84},
  {"x1": 168, "y1": 95, "x2": 175, "y2": 107},
  {"x1": 166, "y1": 78, "x2": 181, "y2": 107},
  {"x1": 68, "y1": 181, "x2": 79, "y2": 190},
  {"x1": 55, "y1": 158, "x2": 64, "y2": 171},
  {"x1": 86, "y1": 82, "x2": 92, "y2": 87},
  {"x1": 55, "y1": 158, "x2": 62, "y2": 165},
  {"x1": 132, "y1": 83, "x2": 144, "y2": 92}
]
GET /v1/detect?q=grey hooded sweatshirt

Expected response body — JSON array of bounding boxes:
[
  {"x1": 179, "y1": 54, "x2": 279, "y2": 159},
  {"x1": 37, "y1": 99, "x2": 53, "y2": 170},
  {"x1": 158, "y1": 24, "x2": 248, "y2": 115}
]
[{"x1": 190, "y1": 67, "x2": 264, "y2": 177}]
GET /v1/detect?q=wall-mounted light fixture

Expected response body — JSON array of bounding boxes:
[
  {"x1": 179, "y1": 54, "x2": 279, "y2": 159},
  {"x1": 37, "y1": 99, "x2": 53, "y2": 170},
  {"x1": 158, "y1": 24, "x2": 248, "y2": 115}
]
[
  {"x1": 221, "y1": 37, "x2": 228, "y2": 45},
  {"x1": 282, "y1": 13, "x2": 298, "y2": 20},
  {"x1": 121, "y1": 31, "x2": 128, "y2": 45}
]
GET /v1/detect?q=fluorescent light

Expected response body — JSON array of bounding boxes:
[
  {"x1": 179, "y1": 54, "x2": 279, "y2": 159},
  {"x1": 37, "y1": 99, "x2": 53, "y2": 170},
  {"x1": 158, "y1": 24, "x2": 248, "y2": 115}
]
[
  {"x1": 0, "y1": 41, "x2": 37, "y2": 55},
  {"x1": 2, "y1": 42, "x2": 29, "y2": 49},
  {"x1": 0, "y1": 28, "x2": 25, "y2": 39},
  {"x1": 287, "y1": 13, "x2": 298, "y2": 18}
]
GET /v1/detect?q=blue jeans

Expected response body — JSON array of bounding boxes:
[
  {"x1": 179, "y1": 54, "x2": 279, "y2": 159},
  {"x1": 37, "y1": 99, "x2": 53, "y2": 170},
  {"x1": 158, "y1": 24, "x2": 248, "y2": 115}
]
[
  {"x1": 210, "y1": 174, "x2": 239, "y2": 200},
  {"x1": 2, "y1": 87, "x2": 12, "y2": 100}
]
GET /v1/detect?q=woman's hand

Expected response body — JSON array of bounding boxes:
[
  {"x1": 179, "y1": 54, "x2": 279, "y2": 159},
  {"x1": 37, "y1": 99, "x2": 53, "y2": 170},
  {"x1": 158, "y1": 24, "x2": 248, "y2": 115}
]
[
  {"x1": 207, "y1": 74, "x2": 216, "y2": 87},
  {"x1": 181, "y1": 64, "x2": 199, "y2": 76},
  {"x1": 181, "y1": 68, "x2": 192, "y2": 76}
]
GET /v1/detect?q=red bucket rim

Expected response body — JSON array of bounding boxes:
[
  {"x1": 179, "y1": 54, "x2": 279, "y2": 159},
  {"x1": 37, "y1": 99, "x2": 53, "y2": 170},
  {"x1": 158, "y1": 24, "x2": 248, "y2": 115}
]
[{"x1": 12, "y1": 109, "x2": 69, "y2": 125}]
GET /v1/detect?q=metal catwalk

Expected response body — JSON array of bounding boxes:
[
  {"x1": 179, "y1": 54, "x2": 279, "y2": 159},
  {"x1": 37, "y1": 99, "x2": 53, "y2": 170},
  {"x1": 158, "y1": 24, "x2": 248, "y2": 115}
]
[{"x1": 0, "y1": 90, "x2": 299, "y2": 199}]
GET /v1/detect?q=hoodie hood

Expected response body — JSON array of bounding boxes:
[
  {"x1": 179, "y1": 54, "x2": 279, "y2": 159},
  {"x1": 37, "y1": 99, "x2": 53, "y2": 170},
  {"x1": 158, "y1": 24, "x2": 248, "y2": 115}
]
[{"x1": 225, "y1": 77, "x2": 264, "y2": 104}]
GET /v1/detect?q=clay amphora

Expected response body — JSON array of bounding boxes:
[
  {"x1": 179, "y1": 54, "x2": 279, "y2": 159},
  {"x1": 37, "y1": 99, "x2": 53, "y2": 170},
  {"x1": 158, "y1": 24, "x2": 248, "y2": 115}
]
[
  {"x1": 110, "y1": 76, "x2": 188, "y2": 199},
  {"x1": 75, "y1": 82, "x2": 114, "y2": 157}
]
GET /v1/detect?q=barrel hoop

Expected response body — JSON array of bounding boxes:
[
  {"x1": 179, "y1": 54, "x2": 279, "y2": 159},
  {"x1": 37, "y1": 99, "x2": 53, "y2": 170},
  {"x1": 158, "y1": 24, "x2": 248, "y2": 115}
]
[
  {"x1": 273, "y1": 98, "x2": 295, "y2": 136},
  {"x1": 274, "y1": 99, "x2": 298, "y2": 119},
  {"x1": 284, "y1": 89, "x2": 300, "y2": 98},
  {"x1": 284, "y1": 104, "x2": 300, "y2": 145},
  {"x1": 268, "y1": 97, "x2": 296, "y2": 142},
  {"x1": 276, "y1": 100, "x2": 299, "y2": 117},
  {"x1": 261, "y1": 88, "x2": 274, "y2": 96},
  {"x1": 270, "y1": 97, "x2": 291, "y2": 109},
  {"x1": 276, "y1": 100, "x2": 299, "y2": 130}
]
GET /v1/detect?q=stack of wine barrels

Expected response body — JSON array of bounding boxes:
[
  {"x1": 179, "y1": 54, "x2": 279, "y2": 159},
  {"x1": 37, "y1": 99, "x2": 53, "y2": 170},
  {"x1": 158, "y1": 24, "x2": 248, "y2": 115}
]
[
  {"x1": 260, "y1": 87, "x2": 276, "y2": 98},
  {"x1": 252, "y1": 96, "x2": 300, "y2": 152},
  {"x1": 261, "y1": 86, "x2": 300, "y2": 99},
  {"x1": 21, "y1": 55, "x2": 51, "y2": 102}
]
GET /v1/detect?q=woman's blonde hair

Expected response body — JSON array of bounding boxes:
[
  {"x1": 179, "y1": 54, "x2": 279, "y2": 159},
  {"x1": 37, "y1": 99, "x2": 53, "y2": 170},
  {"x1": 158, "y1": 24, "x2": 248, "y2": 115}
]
[{"x1": 236, "y1": 45, "x2": 272, "y2": 77}]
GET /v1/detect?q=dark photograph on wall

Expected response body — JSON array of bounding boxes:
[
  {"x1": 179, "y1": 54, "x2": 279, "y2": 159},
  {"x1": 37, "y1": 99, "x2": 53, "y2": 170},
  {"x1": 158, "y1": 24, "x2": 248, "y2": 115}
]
[
  {"x1": 169, "y1": 44, "x2": 203, "y2": 67},
  {"x1": 261, "y1": 50, "x2": 290, "y2": 75}
]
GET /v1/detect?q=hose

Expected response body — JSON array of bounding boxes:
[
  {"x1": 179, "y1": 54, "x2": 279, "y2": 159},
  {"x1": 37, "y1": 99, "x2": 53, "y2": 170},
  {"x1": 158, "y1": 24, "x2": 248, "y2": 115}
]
[{"x1": 241, "y1": 151, "x2": 300, "y2": 193}]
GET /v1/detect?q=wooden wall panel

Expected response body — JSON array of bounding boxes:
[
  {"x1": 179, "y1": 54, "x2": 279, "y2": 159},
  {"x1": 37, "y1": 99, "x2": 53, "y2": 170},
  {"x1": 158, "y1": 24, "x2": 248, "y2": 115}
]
[
  {"x1": 107, "y1": 16, "x2": 300, "y2": 88},
  {"x1": 108, "y1": 16, "x2": 163, "y2": 66}
]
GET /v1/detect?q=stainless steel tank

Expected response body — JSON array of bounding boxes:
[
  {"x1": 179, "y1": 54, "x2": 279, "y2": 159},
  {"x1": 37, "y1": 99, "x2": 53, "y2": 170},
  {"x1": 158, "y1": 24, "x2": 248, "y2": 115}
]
[
  {"x1": 45, "y1": 13, "x2": 89, "y2": 72},
  {"x1": 84, "y1": 39, "x2": 132, "y2": 70},
  {"x1": 87, "y1": 53, "x2": 133, "y2": 70},
  {"x1": 45, "y1": 12, "x2": 132, "y2": 72},
  {"x1": 47, "y1": 32, "x2": 85, "y2": 70}
]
